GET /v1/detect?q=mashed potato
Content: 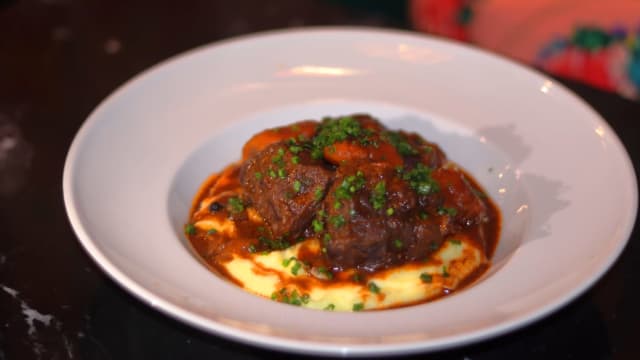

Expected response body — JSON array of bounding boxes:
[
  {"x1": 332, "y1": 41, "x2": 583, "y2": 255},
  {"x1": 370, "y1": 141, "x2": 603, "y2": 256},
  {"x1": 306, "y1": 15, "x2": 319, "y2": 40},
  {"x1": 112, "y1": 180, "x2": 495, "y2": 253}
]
[{"x1": 194, "y1": 214, "x2": 486, "y2": 311}]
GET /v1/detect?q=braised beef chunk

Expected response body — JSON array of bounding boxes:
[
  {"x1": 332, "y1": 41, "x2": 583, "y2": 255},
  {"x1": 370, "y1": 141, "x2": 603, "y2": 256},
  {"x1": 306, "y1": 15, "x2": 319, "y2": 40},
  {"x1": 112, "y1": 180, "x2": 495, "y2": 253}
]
[
  {"x1": 321, "y1": 163, "x2": 443, "y2": 272},
  {"x1": 431, "y1": 167, "x2": 489, "y2": 233},
  {"x1": 239, "y1": 114, "x2": 496, "y2": 270},
  {"x1": 402, "y1": 132, "x2": 447, "y2": 169},
  {"x1": 240, "y1": 142, "x2": 332, "y2": 240}
]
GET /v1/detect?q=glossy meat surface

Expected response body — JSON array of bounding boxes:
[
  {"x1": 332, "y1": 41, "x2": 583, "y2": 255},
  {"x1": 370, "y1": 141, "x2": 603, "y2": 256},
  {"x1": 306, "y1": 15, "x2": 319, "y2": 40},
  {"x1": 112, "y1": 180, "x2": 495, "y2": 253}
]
[{"x1": 237, "y1": 115, "x2": 497, "y2": 271}]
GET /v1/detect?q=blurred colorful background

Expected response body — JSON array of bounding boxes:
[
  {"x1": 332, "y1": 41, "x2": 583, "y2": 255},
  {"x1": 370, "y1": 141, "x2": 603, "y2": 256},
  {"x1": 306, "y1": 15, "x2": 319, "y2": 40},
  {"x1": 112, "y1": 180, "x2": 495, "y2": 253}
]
[{"x1": 410, "y1": 0, "x2": 640, "y2": 100}]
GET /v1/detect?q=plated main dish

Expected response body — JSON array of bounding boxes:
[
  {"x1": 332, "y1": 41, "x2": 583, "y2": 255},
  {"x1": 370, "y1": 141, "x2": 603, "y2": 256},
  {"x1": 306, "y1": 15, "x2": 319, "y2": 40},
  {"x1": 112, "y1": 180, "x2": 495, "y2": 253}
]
[
  {"x1": 186, "y1": 114, "x2": 501, "y2": 311},
  {"x1": 63, "y1": 28, "x2": 637, "y2": 355}
]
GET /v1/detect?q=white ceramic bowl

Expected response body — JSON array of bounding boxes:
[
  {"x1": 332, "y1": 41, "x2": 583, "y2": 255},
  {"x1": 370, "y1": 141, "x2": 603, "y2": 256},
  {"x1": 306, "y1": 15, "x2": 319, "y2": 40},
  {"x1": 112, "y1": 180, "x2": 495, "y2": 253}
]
[{"x1": 63, "y1": 28, "x2": 637, "y2": 357}]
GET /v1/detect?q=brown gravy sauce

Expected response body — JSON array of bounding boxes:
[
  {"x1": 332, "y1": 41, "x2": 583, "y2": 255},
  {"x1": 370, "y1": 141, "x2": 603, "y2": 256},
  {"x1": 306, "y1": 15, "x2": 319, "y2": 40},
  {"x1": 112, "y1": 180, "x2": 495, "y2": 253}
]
[{"x1": 187, "y1": 163, "x2": 501, "y2": 309}]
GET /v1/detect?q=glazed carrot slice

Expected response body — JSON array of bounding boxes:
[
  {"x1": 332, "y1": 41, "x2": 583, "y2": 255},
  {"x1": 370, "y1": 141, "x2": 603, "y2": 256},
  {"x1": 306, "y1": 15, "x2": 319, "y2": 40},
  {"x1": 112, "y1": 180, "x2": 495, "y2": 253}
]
[
  {"x1": 370, "y1": 142, "x2": 404, "y2": 167},
  {"x1": 242, "y1": 121, "x2": 317, "y2": 160},
  {"x1": 432, "y1": 167, "x2": 486, "y2": 218},
  {"x1": 323, "y1": 140, "x2": 403, "y2": 167},
  {"x1": 323, "y1": 141, "x2": 369, "y2": 164}
]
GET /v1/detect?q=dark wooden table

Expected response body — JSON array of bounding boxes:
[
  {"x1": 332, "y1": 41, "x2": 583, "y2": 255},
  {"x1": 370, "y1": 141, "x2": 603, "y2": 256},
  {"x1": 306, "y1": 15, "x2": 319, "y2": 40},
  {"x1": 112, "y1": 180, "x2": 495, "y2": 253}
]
[{"x1": 1, "y1": 1, "x2": 638, "y2": 359}]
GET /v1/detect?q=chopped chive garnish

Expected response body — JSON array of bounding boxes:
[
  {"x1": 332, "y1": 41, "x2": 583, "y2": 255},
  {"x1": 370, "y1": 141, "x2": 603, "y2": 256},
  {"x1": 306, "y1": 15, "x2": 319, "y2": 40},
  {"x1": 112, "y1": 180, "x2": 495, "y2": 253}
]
[
  {"x1": 271, "y1": 148, "x2": 285, "y2": 166},
  {"x1": 402, "y1": 164, "x2": 439, "y2": 195},
  {"x1": 314, "y1": 187, "x2": 324, "y2": 201},
  {"x1": 259, "y1": 235, "x2": 290, "y2": 251},
  {"x1": 317, "y1": 266, "x2": 333, "y2": 280},
  {"x1": 301, "y1": 294, "x2": 310, "y2": 304},
  {"x1": 352, "y1": 303, "x2": 364, "y2": 311},
  {"x1": 271, "y1": 288, "x2": 310, "y2": 307},
  {"x1": 312, "y1": 218, "x2": 324, "y2": 233},
  {"x1": 442, "y1": 265, "x2": 450, "y2": 277},
  {"x1": 293, "y1": 179, "x2": 302, "y2": 193},
  {"x1": 228, "y1": 197, "x2": 245, "y2": 213},
  {"x1": 335, "y1": 171, "x2": 366, "y2": 200},
  {"x1": 437, "y1": 207, "x2": 458, "y2": 216},
  {"x1": 291, "y1": 261, "x2": 302, "y2": 275},
  {"x1": 420, "y1": 273, "x2": 432, "y2": 283},
  {"x1": 329, "y1": 214, "x2": 345, "y2": 228},
  {"x1": 368, "y1": 282, "x2": 381, "y2": 293},
  {"x1": 382, "y1": 130, "x2": 418, "y2": 156},
  {"x1": 289, "y1": 289, "x2": 301, "y2": 305},
  {"x1": 184, "y1": 223, "x2": 196, "y2": 236},
  {"x1": 282, "y1": 256, "x2": 295, "y2": 267},
  {"x1": 370, "y1": 181, "x2": 386, "y2": 210},
  {"x1": 311, "y1": 116, "x2": 366, "y2": 160},
  {"x1": 323, "y1": 233, "x2": 331, "y2": 243}
]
